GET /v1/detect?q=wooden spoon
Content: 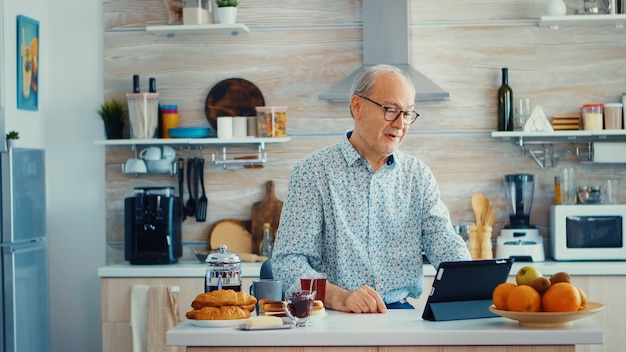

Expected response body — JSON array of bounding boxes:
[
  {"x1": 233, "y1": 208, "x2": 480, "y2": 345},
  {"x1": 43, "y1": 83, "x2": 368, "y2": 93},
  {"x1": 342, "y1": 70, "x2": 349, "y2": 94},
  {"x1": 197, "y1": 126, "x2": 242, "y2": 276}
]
[{"x1": 471, "y1": 193, "x2": 486, "y2": 226}]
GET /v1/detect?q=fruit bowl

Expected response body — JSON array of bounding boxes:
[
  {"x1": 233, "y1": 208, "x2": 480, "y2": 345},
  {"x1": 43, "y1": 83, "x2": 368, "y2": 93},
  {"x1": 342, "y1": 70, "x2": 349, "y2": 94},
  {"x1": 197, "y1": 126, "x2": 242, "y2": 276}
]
[{"x1": 489, "y1": 302, "x2": 604, "y2": 327}]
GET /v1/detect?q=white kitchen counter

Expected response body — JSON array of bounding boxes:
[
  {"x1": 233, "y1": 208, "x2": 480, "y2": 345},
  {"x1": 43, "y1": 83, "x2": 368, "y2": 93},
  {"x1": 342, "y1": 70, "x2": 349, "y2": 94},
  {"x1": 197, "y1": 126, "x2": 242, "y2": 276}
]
[
  {"x1": 98, "y1": 260, "x2": 626, "y2": 278},
  {"x1": 166, "y1": 310, "x2": 602, "y2": 348}
]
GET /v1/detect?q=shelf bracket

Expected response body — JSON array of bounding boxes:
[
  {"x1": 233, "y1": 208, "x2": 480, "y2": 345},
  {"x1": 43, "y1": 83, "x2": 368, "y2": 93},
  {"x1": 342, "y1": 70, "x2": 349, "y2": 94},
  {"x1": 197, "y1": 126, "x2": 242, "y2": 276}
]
[{"x1": 211, "y1": 145, "x2": 267, "y2": 169}]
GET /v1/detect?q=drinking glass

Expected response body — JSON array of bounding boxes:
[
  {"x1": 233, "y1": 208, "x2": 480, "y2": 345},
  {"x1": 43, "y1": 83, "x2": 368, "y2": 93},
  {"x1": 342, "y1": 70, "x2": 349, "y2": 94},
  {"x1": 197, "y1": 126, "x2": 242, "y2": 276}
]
[
  {"x1": 514, "y1": 98, "x2": 532, "y2": 130},
  {"x1": 560, "y1": 167, "x2": 577, "y2": 205},
  {"x1": 283, "y1": 290, "x2": 316, "y2": 327},
  {"x1": 300, "y1": 272, "x2": 327, "y2": 303}
]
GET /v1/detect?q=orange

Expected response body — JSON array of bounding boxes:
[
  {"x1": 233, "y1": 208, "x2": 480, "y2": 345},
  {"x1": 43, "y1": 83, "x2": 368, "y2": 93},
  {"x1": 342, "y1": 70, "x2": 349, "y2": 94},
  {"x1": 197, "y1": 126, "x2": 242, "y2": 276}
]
[
  {"x1": 542, "y1": 282, "x2": 581, "y2": 312},
  {"x1": 492, "y1": 282, "x2": 517, "y2": 310},
  {"x1": 506, "y1": 285, "x2": 541, "y2": 312},
  {"x1": 577, "y1": 286, "x2": 587, "y2": 311}
]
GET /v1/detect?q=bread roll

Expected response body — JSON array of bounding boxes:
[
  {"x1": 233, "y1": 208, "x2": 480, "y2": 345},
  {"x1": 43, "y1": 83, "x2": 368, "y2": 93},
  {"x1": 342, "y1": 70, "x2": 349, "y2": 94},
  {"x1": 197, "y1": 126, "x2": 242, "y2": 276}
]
[
  {"x1": 191, "y1": 289, "x2": 257, "y2": 309},
  {"x1": 185, "y1": 305, "x2": 252, "y2": 320}
]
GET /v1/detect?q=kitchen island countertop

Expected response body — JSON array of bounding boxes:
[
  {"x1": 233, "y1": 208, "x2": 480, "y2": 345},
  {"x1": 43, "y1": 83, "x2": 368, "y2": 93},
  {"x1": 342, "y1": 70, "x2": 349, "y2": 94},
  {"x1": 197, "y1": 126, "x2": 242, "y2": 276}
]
[
  {"x1": 98, "y1": 260, "x2": 626, "y2": 278},
  {"x1": 166, "y1": 310, "x2": 602, "y2": 350}
]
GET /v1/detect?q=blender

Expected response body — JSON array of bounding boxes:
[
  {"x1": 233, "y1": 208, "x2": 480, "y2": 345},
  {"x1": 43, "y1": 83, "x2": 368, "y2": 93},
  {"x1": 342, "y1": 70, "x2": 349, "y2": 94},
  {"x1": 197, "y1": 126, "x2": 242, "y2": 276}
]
[{"x1": 496, "y1": 174, "x2": 545, "y2": 262}]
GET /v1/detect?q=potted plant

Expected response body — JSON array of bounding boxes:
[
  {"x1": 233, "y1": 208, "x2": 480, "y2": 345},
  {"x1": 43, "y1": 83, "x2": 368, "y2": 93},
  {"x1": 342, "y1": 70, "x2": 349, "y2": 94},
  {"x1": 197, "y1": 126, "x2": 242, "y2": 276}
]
[
  {"x1": 216, "y1": 0, "x2": 238, "y2": 24},
  {"x1": 97, "y1": 98, "x2": 127, "y2": 139},
  {"x1": 5, "y1": 130, "x2": 19, "y2": 149}
]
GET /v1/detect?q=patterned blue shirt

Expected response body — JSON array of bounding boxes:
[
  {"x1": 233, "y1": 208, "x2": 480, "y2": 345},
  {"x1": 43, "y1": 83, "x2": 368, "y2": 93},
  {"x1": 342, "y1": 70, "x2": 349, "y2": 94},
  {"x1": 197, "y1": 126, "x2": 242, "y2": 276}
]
[{"x1": 272, "y1": 132, "x2": 471, "y2": 303}]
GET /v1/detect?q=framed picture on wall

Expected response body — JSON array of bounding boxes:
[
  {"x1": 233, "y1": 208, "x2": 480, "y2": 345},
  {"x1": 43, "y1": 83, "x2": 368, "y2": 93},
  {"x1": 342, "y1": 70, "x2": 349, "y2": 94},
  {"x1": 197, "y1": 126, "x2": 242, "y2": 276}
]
[{"x1": 16, "y1": 15, "x2": 39, "y2": 111}]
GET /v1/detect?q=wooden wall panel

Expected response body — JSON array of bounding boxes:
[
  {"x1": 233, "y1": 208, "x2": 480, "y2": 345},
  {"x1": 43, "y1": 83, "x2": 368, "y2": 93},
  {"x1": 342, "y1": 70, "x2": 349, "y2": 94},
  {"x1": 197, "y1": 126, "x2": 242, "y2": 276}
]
[{"x1": 103, "y1": 0, "x2": 626, "y2": 264}]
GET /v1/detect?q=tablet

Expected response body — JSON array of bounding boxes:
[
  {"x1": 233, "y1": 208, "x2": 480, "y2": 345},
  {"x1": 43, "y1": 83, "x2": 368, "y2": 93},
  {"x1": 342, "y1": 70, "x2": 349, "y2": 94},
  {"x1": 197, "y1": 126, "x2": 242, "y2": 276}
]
[{"x1": 422, "y1": 258, "x2": 514, "y2": 321}]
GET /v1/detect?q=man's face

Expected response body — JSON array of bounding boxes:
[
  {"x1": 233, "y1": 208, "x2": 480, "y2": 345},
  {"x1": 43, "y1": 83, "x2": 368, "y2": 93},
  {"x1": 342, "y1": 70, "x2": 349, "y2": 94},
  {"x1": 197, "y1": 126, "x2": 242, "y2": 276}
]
[{"x1": 351, "y1": 72, "x2": 416, "y2": 158}]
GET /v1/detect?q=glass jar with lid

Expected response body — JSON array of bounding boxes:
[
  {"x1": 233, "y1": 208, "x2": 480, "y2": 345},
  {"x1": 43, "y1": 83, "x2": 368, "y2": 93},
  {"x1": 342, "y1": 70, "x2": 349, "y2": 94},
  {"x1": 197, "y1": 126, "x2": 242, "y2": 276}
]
[
  {"x1": 183, "y1": 0, "x2": 212, "y2": 25},
  {"x1": 581, "y1": 104, "x2": 604, "y2": 131},
  {"x1": 205, "y1": 244, "x2": 242, "y2": 292}
]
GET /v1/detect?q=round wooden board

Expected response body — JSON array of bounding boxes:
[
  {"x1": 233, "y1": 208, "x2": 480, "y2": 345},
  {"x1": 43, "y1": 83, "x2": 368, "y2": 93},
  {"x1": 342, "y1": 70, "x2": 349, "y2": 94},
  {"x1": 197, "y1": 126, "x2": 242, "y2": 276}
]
[
  {"x1": 208, "y1": 219, "x2": 254, "y2": 255},
  {"x1": 204, "y1": 78, "x2": 265, "y2": 130}
]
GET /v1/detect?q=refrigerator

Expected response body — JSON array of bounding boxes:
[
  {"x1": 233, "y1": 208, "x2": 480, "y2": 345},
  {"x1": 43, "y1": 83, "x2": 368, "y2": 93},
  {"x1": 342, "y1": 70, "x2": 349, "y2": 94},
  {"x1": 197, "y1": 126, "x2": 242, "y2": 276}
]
[{"x1": 0, "y1": 148, "x2": 50, "y2": 352}]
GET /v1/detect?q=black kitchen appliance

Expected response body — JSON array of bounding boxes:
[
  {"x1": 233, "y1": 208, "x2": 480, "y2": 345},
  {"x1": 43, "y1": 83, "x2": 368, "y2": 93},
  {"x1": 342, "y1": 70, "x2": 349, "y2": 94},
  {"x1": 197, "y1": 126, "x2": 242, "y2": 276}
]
[{"x1": 125, "y1": 186, "x2": 182, "y2": 264}]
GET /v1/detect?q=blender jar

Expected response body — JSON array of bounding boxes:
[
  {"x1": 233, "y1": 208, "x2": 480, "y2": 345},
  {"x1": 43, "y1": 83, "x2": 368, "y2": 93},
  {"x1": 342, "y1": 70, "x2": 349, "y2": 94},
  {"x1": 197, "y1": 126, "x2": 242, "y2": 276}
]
[{"x1": 205, "y1": 244, "x2": 242, "y2": 292}]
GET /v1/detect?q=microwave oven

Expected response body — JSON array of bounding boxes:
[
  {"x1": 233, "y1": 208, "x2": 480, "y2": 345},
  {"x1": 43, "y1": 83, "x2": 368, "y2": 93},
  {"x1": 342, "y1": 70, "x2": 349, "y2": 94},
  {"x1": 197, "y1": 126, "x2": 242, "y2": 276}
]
[{"x1": 550, "y1": 204, "x2": 626, "y2": 261}]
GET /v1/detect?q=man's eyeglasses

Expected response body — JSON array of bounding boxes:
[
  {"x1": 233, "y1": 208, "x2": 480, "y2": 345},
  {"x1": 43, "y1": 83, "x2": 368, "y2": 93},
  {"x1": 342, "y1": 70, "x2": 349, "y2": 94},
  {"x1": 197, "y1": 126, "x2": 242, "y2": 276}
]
[{"x1": 356, "y1": 95, "x2": 419, "y2": 125}]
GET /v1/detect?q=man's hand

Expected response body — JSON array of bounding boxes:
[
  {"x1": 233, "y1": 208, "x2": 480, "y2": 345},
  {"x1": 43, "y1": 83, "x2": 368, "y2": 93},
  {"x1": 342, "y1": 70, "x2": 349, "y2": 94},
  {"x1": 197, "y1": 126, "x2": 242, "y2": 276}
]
[{"x1": 325, "y1": 283, "x2": 387, "y2": 314}]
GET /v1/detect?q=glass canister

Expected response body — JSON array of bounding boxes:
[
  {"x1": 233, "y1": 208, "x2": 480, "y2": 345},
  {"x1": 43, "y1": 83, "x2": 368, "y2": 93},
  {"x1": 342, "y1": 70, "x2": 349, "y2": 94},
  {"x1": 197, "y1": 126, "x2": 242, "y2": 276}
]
[
  {"x1": 183, "y1": 0, "x2": 211, "y2": 25},
  {"x1": 205, "y1": 244, "x2": 242, "y2": 292},
  {"x1": 604, "y1": 103, "x2": 623, "y2": 130},
  {"x1": 581, "y1": 104, "x2": 604, "y2": 131},
  {"x1": 255, "y1": 106, "x2": 288, "y2": 137}
]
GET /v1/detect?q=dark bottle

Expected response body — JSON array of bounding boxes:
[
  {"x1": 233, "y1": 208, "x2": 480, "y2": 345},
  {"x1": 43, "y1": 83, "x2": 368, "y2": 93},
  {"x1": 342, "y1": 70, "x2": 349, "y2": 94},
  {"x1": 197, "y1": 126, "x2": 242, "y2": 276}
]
[
  {"x1": 132, "y1": 74, "x2": 140, "y2": 93},
  {"x1": 497, "y1": 67, "x2": 513, "y2": 131},
  {"x1": 149, "y1": 77, "x2": 163, "y2": 138}
]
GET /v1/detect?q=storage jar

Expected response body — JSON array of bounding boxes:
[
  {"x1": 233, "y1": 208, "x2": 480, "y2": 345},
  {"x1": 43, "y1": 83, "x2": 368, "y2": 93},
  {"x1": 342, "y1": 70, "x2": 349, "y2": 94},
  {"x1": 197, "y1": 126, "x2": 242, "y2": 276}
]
[
  {"x1": 604, "y1": 103, "x2": 623, "y2": 130},
  {"x1": 183, "y1": 0, "x2": 211, "y2": 25},
  {"x1": 581, "y1": 104, "x2": 603, "y2": 131}
]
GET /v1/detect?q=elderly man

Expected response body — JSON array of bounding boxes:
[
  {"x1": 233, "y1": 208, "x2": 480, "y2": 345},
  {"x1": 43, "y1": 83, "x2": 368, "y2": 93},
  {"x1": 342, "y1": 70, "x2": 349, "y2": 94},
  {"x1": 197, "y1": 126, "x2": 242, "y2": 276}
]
[{"x1": 272, "y1": 64, "x2": 471, "y2": 313}]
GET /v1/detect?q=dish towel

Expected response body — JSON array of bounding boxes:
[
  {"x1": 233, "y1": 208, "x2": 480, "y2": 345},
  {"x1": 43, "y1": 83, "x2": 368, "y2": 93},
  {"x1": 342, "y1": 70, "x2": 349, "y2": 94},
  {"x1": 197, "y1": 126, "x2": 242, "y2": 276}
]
[
  {"x1": 130, "y1": 285, "x2": 150, "y2": 352},
  {"x1": 146, "y1": 285, "x2": 183, "y2": 352}
]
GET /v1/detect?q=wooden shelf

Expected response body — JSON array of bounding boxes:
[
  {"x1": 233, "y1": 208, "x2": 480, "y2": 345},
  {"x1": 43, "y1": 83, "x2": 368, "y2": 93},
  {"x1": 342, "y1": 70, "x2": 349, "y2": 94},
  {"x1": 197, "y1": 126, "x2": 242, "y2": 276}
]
[
  {"x1": 539, "y1": 14, "x2": 626, "y2": 29},
  {"x1": 145, "y1": 23, "x2": 250, "y2": 37}
]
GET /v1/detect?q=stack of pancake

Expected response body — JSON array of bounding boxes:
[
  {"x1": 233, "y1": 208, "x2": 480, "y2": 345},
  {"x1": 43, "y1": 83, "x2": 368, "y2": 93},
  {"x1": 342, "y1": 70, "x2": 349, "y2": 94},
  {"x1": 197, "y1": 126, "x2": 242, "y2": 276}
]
[{"x1": 258, "y1": 299, "x2": 326, "y2": 317}]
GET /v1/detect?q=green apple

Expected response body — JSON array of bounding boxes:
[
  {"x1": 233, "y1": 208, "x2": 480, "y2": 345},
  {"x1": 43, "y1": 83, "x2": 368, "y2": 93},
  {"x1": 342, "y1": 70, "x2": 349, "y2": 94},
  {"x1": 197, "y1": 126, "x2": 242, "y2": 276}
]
[{"x1": 515, "y1": 266, "x2": 542, "y2": 286}]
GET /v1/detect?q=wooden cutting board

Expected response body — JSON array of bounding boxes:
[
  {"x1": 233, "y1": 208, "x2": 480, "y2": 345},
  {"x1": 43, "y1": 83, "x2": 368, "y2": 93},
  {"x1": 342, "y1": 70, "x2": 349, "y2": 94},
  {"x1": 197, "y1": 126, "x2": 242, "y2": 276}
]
[
  {"x1": 208, "y1": 219, "x2": 253, "y2": 254},
  {"x1": 251, "y1": 180, "x2": 283, "y2": 255}
]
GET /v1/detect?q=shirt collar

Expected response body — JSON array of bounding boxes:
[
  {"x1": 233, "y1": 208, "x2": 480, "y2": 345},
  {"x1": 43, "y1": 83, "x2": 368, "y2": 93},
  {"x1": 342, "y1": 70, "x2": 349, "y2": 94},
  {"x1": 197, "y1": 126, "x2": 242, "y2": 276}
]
[{"x1": 341, "y1": 130, "x2": 396, "y2": 167}]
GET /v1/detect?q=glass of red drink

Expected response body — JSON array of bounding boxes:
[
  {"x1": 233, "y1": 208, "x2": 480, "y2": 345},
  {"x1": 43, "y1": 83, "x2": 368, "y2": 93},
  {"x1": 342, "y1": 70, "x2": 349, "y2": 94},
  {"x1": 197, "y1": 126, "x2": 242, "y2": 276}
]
[
  {"x1": 300, "y1": 272, "x2": 327, "y2": 303},
  {"x1": 283, "y1": 290, "x2": 316, "y2": 327}
]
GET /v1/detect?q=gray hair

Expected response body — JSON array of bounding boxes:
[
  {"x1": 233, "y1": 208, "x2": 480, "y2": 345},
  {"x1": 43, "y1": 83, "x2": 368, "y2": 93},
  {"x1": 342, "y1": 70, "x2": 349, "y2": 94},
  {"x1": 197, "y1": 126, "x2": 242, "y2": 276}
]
[{"x1": 350, "y1": 64, "x2": 415, "y2": 96}]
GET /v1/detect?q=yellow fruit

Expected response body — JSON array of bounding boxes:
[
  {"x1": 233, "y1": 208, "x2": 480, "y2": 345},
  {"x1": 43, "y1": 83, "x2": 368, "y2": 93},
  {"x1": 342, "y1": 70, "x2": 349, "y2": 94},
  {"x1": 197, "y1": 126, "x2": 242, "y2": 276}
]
[
  {"x1": 492, "y1": 282, "x2": 517, "y2": 310},
  {"x1": 542, "y1": 282, "x2": 581, "y2": 312},
  {"x1": 506, "y1": 285, "x2": 541, "y2": 312}
]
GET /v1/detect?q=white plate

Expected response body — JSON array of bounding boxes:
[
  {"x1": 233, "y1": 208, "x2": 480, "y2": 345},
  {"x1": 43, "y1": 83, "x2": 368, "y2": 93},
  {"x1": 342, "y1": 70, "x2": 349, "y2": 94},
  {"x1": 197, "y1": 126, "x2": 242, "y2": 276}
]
[
  {"x1": 187, "y1": 318, "x2": 248, "y2": 328},
  {"x1": 310, "y1": 310, "x2": 328, "y2": 322}
]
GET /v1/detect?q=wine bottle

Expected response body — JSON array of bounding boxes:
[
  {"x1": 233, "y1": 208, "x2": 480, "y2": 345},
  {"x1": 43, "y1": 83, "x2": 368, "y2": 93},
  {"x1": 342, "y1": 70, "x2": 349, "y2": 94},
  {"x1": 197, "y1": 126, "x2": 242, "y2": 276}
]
[
  {"x1": 149, "y1": 77, "x2": 163, "y2": 138},
  {"x1": 132, "y1": 74, "x2": 140, "y2": 93},
  {"x1": 497, "y1": 67, "x2": 513, "y2": 131}
]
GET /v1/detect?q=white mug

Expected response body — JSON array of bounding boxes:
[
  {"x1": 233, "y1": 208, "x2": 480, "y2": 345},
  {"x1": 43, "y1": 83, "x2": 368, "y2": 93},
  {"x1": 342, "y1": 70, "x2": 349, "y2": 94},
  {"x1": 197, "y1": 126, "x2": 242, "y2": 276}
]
[
  {"x1": 124, "y1": 158, "x2": 147, "y2": 174},
  {"x1": 162, "y1": 146, "x2": 176, "y2": 160},
  {"x1": 139, "y1": 146, "x2": 162, "y2": 161}
]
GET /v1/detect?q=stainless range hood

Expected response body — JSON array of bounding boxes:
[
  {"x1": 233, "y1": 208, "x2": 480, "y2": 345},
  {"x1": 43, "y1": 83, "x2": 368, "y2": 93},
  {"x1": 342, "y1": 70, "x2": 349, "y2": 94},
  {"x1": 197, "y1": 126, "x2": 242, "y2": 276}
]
[{"x1": 319, "y1": 0, "x2": 450, "y2": 102}]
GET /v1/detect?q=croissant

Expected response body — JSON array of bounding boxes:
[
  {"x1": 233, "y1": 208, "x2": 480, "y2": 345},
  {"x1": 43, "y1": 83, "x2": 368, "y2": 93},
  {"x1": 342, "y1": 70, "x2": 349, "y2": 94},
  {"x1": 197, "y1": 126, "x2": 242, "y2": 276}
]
[
  {"x1": 190, "y1": 289, "x2": 257, "y2": 309},
  {"x1": 186, "y1": 305, "x2": 253, "y2": 320}
]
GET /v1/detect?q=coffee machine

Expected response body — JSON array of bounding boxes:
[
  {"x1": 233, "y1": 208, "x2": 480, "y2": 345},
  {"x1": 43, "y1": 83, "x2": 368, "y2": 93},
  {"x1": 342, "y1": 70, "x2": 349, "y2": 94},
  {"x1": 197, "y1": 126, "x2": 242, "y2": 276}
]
[
  {"x1": 125, "y1": 187, "x2": 182, "y2": 264},
  {"x1": 496, "y1": 174, "x2": 545, "y2": 262}
]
